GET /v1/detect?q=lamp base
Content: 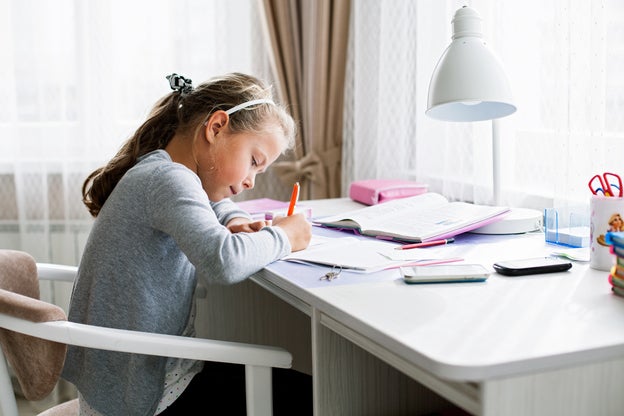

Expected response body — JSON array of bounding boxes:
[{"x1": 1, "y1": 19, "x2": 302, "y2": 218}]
[{"x1": 470, "y1": 207, "x2": 543, "y2": 235}]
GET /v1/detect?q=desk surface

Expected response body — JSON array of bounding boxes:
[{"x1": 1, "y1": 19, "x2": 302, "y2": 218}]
[{"x1": 260, "y1": 198, "x2": 624, "y2": 382}]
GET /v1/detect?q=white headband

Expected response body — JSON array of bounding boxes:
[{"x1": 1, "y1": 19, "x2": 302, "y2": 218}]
[{"x1": 225, "y1": 98, "x2": 274, "y2": 115}]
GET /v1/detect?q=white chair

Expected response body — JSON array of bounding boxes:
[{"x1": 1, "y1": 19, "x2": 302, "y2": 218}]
[{"x1": 0, "y1": 249, "x2": 291, "y2": 416}]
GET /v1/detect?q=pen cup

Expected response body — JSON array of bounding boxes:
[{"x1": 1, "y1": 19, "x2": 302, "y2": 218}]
[{"x1": 590, "y1": 195, "x2": 624, "y2": 271}]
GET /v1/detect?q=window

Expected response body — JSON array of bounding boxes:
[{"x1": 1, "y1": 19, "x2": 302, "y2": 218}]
[
  {"x1": 0, "y1": 0, "x2": 270, "y2": 262},
  {"x1": 344, "y1": 0, "x2": 624, "y2": 208}
]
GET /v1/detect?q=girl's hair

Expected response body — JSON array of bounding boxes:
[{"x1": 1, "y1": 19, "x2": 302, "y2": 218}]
[{"x1": 82, "y1": 72, "x2": 296, "y2": 217}]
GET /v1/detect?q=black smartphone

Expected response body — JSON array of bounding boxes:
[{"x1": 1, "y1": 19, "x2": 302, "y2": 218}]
[{"x1": 493, "y1": 257, "x2": 572, "y2": 276}]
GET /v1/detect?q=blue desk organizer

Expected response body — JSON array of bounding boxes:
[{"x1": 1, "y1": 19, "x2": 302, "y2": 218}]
[{"x1": 544, "y1": 206, "x2": 590, "y2": 248}]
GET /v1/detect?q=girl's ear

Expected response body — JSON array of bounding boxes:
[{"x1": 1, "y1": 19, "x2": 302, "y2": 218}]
[{"x1": 204, "y1": 110, "x2": 229, "y2": 143}]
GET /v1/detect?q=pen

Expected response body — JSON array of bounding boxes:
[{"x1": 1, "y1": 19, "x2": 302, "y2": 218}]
[
  {"x1": 394, "y1": 238, "x2": 455, "y2": 250},
  {"x1": 287, "y1": 182, "x2": 300, "y2": 216}
]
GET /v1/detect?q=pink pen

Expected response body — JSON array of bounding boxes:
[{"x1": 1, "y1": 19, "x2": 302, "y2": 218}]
[{"x1": 394, "y1": 238, "x2": 455, "y2": 250}]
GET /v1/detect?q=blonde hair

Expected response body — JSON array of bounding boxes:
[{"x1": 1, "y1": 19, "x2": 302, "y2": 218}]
[{"x1": 82, "y1": 72, "x2": 296, "y2": 217}]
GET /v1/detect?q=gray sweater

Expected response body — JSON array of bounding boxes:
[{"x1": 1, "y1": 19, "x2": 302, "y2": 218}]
[{"x1": 62, "y1": 150, "x2": 291, "y2": 416}]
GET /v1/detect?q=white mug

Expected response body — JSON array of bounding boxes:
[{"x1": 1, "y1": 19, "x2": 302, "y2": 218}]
[{"x1": 590, "y1": 196, "x2": 624, "y2": 271}]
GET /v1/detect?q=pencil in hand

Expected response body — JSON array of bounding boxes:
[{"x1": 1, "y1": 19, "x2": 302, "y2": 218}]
[{"x1": 287, "y1": 182, "x2": 300, "y2": 216}]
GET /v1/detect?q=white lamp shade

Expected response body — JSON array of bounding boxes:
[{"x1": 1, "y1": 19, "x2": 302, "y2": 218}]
[{"x1": 426, "y1": 6, "x2": 516, "y2": 122}]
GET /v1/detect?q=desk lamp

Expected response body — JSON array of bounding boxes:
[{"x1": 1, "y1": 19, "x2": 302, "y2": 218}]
[{"x1": 426, "y1": 5, "x2": 541, "y2": 234}]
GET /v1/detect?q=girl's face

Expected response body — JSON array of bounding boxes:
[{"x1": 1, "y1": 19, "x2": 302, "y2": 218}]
[{"x1": 197, "y1": 117, "x2": 285, "y2": 202}]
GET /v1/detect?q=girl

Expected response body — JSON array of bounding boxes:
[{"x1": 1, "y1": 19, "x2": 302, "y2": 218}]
[{"x1": 62, "y1": 73, "x2": 312, "y2": 415}]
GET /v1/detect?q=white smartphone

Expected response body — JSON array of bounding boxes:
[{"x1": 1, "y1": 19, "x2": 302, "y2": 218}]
[{"x1": 401, "y1": 264, "x2": 491, "y2": 284}]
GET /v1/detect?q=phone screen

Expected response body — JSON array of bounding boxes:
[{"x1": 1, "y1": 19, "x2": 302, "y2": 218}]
[{"x1": 401, "y1": 264, "x2": 490, "y2": 284}]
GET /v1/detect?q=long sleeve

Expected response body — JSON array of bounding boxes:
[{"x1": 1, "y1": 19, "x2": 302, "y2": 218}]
[
  {"x1": 63, "y1": 150, "x2": 291, "y2": 416},
  {"x1": 147, "y1": 161, "x2": 291, "y2": 285}
]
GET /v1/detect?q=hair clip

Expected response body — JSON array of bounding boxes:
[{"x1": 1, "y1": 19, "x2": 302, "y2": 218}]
[{"x1": 166, "y1": 73, "x2": 193, "y2": 95}]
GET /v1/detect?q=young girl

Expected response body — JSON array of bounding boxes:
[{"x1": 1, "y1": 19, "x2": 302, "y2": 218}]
[{"x1": 62, "y1": 73, "x2": 312, "y2": 415}]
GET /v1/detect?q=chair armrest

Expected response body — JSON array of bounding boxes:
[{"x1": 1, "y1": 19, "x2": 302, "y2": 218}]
[
  {"x1": 36, "y1": 263, "x2": 78, "y2": 283},
  {"x1": 0, "y1": 313, "x2": 291, "y2": 369},
  {"x1": 29, "y1": 264, "x2": 290, "y2": 367}
]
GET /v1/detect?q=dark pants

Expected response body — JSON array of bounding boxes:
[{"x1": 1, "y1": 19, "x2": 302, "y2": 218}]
[{"x1": 158, "y1": 361, "x2": 313, "y2": 415}]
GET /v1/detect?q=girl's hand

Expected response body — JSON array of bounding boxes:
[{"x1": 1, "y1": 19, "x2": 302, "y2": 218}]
[
  {"x1": 272, "y1": 213, "x2": 312, "y2": 252},
  {"x1": 227, "y1": 218, "x2": 271, "y2": 233}
]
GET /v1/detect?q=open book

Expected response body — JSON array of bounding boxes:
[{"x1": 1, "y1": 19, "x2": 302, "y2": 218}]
[{"x1": 315, "y1": 193, "x2": 510, "y2": 243}]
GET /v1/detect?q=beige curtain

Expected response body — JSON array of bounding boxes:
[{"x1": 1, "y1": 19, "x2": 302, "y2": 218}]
[{"x1": 261, "y1": 0, "x2": 351, "y2": 199}]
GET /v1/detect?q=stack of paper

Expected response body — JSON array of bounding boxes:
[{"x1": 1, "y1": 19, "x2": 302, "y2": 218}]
[{"x1": 282, "y1": 236, "x2": 462, "y2": 273}]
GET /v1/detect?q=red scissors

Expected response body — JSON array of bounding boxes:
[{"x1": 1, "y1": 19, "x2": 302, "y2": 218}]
[{"x1": 588, "y1": 172, "x2": 623, "y2": 197}]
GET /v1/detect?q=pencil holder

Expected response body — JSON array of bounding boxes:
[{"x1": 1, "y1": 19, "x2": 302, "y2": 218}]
[{"x1": 590, "y1": 196, "x2": 624, "y2": 271}]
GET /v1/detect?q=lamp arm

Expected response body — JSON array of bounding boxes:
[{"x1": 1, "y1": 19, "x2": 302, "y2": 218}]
[{"x1": 492, "y1": 119, "x2": 502, "y2": 206}]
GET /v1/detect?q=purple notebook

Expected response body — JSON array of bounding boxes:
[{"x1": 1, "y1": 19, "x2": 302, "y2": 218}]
[{"x1": 236, "y1": 198, "x2": 312, "y2": 220}]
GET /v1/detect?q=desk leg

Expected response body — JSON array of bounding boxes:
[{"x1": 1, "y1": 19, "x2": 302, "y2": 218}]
[
  {"x1": 312, "y1": 312, "x2": 454, "y2": 415},
  {"x1": 311, "y1": 309, "x2": 322, "y2": 416},
  {"x1": 481, "y1": 356, "x2": 624, "y2": 416}
]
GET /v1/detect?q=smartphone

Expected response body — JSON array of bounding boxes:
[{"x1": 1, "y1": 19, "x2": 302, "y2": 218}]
[
  {"x1": 401, "y1": 264, "x2": 490, "y2": 284},
  {"x1": 493, "y1": 257, "x2": 572, "y2": 276}
]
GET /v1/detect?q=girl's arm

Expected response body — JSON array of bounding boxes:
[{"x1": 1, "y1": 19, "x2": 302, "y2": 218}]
[
  {"x1": 148, "y1": 165, "x2": 291, "y2": 284},
  {"x1": 210, "y1": 198, "x2": 252, "y2": 225}
]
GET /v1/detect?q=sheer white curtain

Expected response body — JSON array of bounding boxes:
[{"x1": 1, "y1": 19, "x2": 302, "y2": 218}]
[
  {"x1": 344, "y1": 0, "x2": 624, "y2": 209},
  {"x1": 0, "y1": 0, "x2": 271, "y2": 265}
]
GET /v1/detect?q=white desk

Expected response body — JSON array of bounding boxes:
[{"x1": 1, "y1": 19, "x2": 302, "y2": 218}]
[{"x1": 196, "y1": 198, "x2": 624, "y2": 415}]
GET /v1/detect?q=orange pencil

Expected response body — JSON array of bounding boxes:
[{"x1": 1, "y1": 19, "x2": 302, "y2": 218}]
[{"x1": 287, "y1": 182, "x2": 300, "y2": 216}]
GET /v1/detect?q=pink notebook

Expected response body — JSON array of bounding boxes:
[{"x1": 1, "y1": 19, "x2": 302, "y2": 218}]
[
  {"x1": 349, "y1": 179, "x2": 428, "y2": 205},
  {"x1": 236, "y1": 198, "x2": 312, "y2": 220}
]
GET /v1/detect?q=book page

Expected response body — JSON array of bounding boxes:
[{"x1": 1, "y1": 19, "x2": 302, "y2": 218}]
[
  {"x1": 317, "y1": 193, "x2": 448, "y2": 230},
  {"x1": 366, "y1": 202, "x2": 507, "y2": 241},
  {"x1": 283, "y1": 238, "x2": 407, "y2": 272}
]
